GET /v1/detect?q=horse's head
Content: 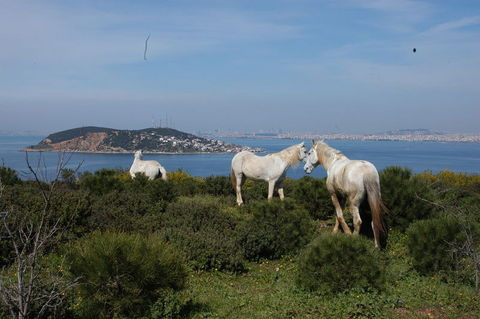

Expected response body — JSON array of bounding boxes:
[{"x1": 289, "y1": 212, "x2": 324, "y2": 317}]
[
  {"x1": 304, "y1": 140, "x2": 320, "y2": 174},
  {"x1": 134, "y1": 150, "x2": 143, "y2": 159},
  {"x1": 298, "y1": 142, "x2": 308, "y2": 162}
]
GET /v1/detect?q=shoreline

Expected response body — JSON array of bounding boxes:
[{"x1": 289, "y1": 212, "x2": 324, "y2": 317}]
[
  {"x1": 214, "y1": 135, "x2": 480, "y2": 144},
  {"x1": 20, "y1": 148, "x2": 257, "y2": 155}
]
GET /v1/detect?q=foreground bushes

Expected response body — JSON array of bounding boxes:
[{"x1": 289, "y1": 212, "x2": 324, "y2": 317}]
[
  {"x1": 66, "y1": 232, "x2": 187, "y2": 319},
  {"x1": 380, "y1": 166, "x2": 435, "y2": 230},
  {"x1": 237, "y1": 199, "x2": 314, "y2": 261},
  {"x1": 406, "y1": 215, "x2": 480, "y2": 282},
  {"x1": 288, "y1": 176, "x2": 332, "y2": 220},
  {"x1": 0, "y1": 166, "x2": 21, "y2": 186},
  {"x1": 297, "y1": 234, "x2": 387, "y2": 294},
  {"x1": 159, "y1": 196, "x2": 246, "y2": 272}
]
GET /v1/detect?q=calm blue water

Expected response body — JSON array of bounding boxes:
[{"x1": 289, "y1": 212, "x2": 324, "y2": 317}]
[{"x1": 0, "y1": 136, "x2": 479, "y2": 180}]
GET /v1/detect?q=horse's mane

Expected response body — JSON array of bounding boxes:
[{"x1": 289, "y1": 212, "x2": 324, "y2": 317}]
[
  {"x1": 273, "y1": 144, "x2": 302, "y2": 166},
  {"x1": 316, "y1": 142, "x2": 346, "y2": 165}
]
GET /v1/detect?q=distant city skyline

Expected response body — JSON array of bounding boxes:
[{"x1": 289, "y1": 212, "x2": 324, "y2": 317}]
[{"x1": 1, "y1": 1, "x2": 479, "y2": 134}]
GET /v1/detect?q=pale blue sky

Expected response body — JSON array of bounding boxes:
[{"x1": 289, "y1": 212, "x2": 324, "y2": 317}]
[{"x1": 1, "y1": 0, "x2": 479, "y2": 134}]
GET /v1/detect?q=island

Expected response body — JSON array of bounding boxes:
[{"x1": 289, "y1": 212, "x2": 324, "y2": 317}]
[{"x1": 23, "y1": 126, "x2": 263, "y2": 154}]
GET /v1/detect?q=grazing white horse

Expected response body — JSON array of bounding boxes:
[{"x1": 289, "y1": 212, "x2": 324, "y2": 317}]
[
  {"x1": 304, "y1": 140, "x2": 387, "y2": 248},
  {"x1": 129, "y1": 150, "x2": 167, "y2": 181},
  {"x1": 230, "y1": 142, "x2": 307, "y2": 205}
]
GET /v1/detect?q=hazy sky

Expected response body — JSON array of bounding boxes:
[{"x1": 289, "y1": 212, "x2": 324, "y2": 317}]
[{"x1": 1, "y1": 0, "x2": 479, "y2": 134}]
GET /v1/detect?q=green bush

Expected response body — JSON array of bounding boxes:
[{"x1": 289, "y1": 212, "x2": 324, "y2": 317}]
[
  {"x1": 160, "y1": 196, "x2": 246, "y2": 272},
  {"x1": 78, "y1": 169, "x2": 125, "y2": 195},
  {"x1": 0, "y1": 166, "x2": 21, "y2": 186},
  {"x1": 203, "y1": 176, "x2": 234, "y2": 197},
  {"x1": 406, "y1": 215, "x2": 480, "y2": 278},
  {"x1": 380, "y1": 166, "x2": 435, "y2": 230},
  {"x1": 88, "y1": 190, "x2": 154, "y2": 232},
  {"x1": 66, "y1": 231, "x2": 187, "y2": 319},
  {"x1": 288, "y1": 176, "x2": 332, "y2": 220},
  {"x1": 240, "y1": 180, "x2": 269, "y2": 203},
  {"x1": 297, "y1": 234, "x2": 387, "y2": 294},
  {"x1": 237, "y1": 199, "x2": 314, "y2": 261},
  {"x1": 141, "y1": 288, "x2": 191, "y2": 319},
  {"x1": 124, "y1": 176, "x2": 179, "y2": 213},
  {"x1": 144, "y1": 178, "x2": 178, "y2": 204}
]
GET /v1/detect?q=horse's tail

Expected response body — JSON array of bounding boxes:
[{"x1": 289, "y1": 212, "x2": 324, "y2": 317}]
[
  {"x1": 365, "y1": 176, "x2": 388, "y2": 248},
  {"x1": 230, "y1": 166, "x2": 237, "y2": 191},
  {"x1": 159, "y1": 166, "x2": 168, "y2": 181}
]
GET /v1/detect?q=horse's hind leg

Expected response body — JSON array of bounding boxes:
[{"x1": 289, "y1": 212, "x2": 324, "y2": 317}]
[
  {"x1": 277, "y1": 179, "x2": 285, "y2": 200},
  {"x1": 349, "y1": 194, "x2": 363, "y2": 235},
  {"x1": 331, "y1": 193, "x2": 352, "y2": 234},
  {"x1": 235, "y1": 174, "x2": 244, "y2": 206}
]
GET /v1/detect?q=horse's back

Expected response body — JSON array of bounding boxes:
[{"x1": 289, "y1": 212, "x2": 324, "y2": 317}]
[
  {"x1": 231, "y1": 151, "x2": 284, "y2": 180},
  {"x1": 329, "y1": 159, "x2": 379, "y2": 194},
  {"x1": 231, "y1": 151, "x2": 263, "y2": 168},
  {"x1": 130, "y1": 158, "x2": 164, "y2": 179}
]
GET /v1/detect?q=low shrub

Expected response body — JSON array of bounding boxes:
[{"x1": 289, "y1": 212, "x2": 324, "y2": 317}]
[
  {"x1": 0, "y1": 166, "x2": 21, "y2": 186},
  {"x1": 417, "y1": 170, "x2": 480, "y2": 212},
  {"x1": 168, "y1": 170, "x2": 204, "y2": 196},
  {"x1": 417, "y1": 170, "x2": 480, "y2": 188},
  {"x1": 141, "y1": 288, "x2": 191, "y2": 319},
  {"x1": 88, "y1": 191, "x2": 152, "y2": 232},
  {"x1": 297, "y1": 233, "x2": 387, "y2": 294},
  {"x1": 406, "y1": 215, "x2": 480, "y2": 280},
  {"x1": 66, "y1": 231, "x2": 187, "y2": 319},
  {"x1": 78, "y1": 169, "x2": 125, "y2": 195},
  {"x1": 288, "y1": 176, "x2": 332, "y2": 220},
  {"x1": 240, "y1": 179, "x2": 269, "y2": 203},
  {"x1": 144, "y1": 178, "x2": 178, "y2": 204},
  {"x1": 203, "y1": 175, "x2": 234, "y2": 197},
  {"x1": 380, "y1": 166, "x2": 435, "y2": 231},
  {"x1": 159, "y1": 196, "x2": 246, "y2": 272},
  {"x1": 237, "y1": 199, "x2": 314, "y2": 261}
]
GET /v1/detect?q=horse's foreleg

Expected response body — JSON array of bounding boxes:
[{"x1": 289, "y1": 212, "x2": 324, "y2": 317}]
[
  {"x1": 331, "y1": 193, "x2": 352, "y2": 234},
  {"x1": 235, "y1": 175, "x2": 244, "y2": 206},
  {"x1": 268, "y1": 180, "x2": 275, "y2": 201},
  {"x1": 277, "y1": 179, "x2": 285, "y2": 200}
]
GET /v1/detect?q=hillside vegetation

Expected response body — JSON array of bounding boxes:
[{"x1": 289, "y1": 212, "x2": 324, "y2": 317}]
[{"x1": 0, "y1": 165, "x2": 479, "y2": 318}]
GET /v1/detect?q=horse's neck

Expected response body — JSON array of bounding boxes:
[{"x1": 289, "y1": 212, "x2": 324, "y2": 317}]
[
  {"x1": 275, "y1": 147, "x2": 300, "y2": 167},
  {"x1": 320, "y1": 149, "x2": 347, "y2": 170}
]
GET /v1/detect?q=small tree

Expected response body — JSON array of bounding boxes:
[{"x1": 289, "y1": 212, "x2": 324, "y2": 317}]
[
  {"x1": 413, "y1": 192, "x2": 480, "y2": 292},
  {"x1": 380, "y1": 166, "x2": 435, "y2": 230},
  {"x1": 66, "y1": 231, "x2": 187, "y2": 318},
  {"x1": 0, "y1": 153, "x2": 80, "y2": 318}
]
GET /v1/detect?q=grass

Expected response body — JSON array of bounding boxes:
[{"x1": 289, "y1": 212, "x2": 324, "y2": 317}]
[{"x1": 176, "y1": 230, "x2": 480, "y2": 319}]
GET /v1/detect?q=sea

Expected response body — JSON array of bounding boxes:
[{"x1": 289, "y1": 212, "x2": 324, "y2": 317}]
[{"x1": 0, "y1": 135, "x2": 479, "y2": 180}]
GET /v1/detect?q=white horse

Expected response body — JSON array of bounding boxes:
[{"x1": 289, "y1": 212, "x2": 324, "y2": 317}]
[
  {"x1": 129, "y1": 150, "x2": 167, "y2": 181},
  {"x1": 230, "y1": 142, "x2": 307, "y2": 205},
  {"x1": 304, "y1": 140, "x2": 387, "y2": 248}
]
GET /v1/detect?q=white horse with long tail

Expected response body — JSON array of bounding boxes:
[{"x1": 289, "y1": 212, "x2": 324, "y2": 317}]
[
  {"x1": 230, "y1": 142, "x2": 307, "y2": 205},
  {"x1": 304, "y1": 140, "x2": 387, "y2": 248},
  {"x1": 129, "y1": 150, "x2": 167, "y2": 181}
]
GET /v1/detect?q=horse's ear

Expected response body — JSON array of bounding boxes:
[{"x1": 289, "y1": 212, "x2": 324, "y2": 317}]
[
  {"x1": 300, "y1": 141, "x2": 304, "y2": 147},
  {"x1": 312, "y1": 139, "x2": 316, "y2": 146}
]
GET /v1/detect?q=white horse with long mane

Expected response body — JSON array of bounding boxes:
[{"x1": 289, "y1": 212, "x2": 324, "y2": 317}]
[
  {"x1": 129, "y1": 150, "x2": 167, "y2": 181},
  {"x1": 230, "y1": 142, "x2": 307, "y2": 205},
  {"x1": 304, "y1": 140, "x2": 387, "y2": 248}
]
